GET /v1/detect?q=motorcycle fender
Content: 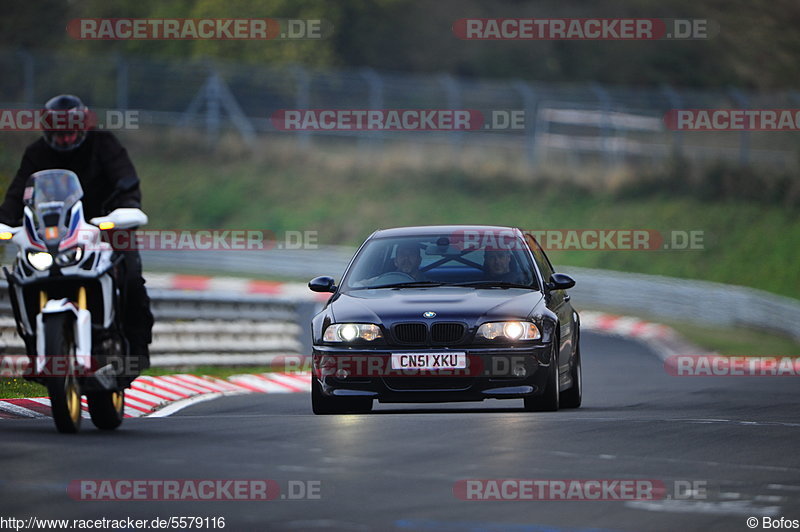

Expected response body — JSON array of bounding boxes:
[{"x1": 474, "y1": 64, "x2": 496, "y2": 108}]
[{"x1": 36, "y1": 299, "x2": 92, "y2": 373}]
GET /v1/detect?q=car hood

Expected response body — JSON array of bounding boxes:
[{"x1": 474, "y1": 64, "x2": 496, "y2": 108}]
[{"x1": 332, "y1": 287, "x2": 544, "y2": 324}]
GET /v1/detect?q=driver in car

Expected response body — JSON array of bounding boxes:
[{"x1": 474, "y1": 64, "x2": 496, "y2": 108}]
[
  {"x1": 393, "y1": 242, "x2": 426, "y2": 281},
  {"x1": 0, "y1": 94, "x2": 154, "y2": 379}
]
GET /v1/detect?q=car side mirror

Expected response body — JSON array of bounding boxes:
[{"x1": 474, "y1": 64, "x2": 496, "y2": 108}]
[
  {"x1": 548, "y1": 273, "x2": 575, "y2": 290},
  {"x1": 309, "y1": 276, "x2": 337, "y2": 293}
]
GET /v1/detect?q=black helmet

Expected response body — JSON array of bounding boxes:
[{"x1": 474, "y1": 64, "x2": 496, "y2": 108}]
[{"x1": 41, "y1": 94, "x2": 91, "y2": 152}]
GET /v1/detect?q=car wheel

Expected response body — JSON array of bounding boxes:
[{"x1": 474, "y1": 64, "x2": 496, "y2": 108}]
[
  {"x1": 523, "y1": 343, "x2": 559, "y2": 412},
  {"x1": 312, "y1": 377, "x2": 373, "y2": 415},
  {"x1": 560, "y1": 343, "x2": 582, "y2": 409}
]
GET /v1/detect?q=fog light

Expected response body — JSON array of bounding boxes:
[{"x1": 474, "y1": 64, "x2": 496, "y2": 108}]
[{"x1": 336, "y1": 369, "x2": 349, "y2": 379}]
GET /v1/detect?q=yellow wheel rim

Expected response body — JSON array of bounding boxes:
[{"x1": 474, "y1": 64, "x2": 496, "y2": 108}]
[
  {"x1": 112, "y1": 391, "x2": 123, "y2": 412},
  {"x1": 66, "y1": 381, "x2": 81, "y2": 423}
]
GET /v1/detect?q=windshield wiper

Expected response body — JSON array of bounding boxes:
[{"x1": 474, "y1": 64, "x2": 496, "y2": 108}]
[
  {"x1": 368, "y1": 281, "x2": 447, "y2": 289},
  {"x1": 451, "y1": 281, "x2": 535, "y2": 289}
]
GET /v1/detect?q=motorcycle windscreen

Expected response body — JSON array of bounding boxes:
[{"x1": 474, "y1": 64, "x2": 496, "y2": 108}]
[{"x1": 29, "y1": 169, "x2": 83, "y2": 243}]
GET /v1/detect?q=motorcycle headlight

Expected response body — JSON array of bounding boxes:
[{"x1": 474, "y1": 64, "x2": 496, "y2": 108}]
[
  {"x1": 55, "y1": 246, "x2": 84, "y2": 267},
  {"x1": 323, "y1": 323, "x2": 383, "y2": 342},
  {"x1": 476, "y1": 321, "x2": 541, "y2": 341},
  {"x1": 27, "y1": 251, "x2": 53, "y2": 271}
]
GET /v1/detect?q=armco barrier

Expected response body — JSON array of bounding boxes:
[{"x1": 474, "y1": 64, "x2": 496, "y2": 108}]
[
  {"x1": 1, "y1": 256, "x2": 797, "y2": 370},
  {"x1": 561, "y1": 266, "x2": 800, "y2": 342},
  {"x1": 0, "y1": 281, "x2": 316, "y2": 368},
  {"x1": 141, "y1": 246, "x2": 800, "y2": 342}
]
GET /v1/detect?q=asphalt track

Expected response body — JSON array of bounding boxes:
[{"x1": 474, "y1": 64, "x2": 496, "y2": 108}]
[{"x1": 1, "y1": 332, "x2": 798, "y2": 532}]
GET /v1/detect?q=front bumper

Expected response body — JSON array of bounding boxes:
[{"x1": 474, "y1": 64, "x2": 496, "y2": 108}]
[{"x1": 312, "y1": 344, "x2": 553, "y2": 403}]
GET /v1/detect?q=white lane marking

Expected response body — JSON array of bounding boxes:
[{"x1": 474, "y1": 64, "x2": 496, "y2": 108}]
[
  {"x1": 278, "y1": 465, "x2": 345, "y2": 474},
  {"x1": 543, "y1": 415, "x2": 800, "y2": 428},
  {"x1": 755, "y1": 495, "x2": 785, "y2": 503},
  {"x1": 531, "y1": 449, "x2": 800, "y2": 474},
  {"x1": 626, "y1": 499, "x2": 781, "y2": 517},
  {"x1": 768, "y1": 484, "x2": 800, "y2": 491}
]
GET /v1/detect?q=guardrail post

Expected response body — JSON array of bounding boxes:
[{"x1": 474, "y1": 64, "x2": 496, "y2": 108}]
[
  {"x1": 591, "y1": 83, "x2": 615, "y2": 165},
  {"x1": 513, "y1": 81, "x2": 538, "y2": 169},
  {"x1": 728, "y1": 87, "x2": 750, "y2": 166},
  {"x1": 358, "y1": 68, "x2": 384, "y2": 157},
  {"x1": 16, "y1": 49, "x2": 35, "y2": 106},
  {"x1": 439, "y1": 74, "x2": 463, "y2": 154},
  {"x1": 116, "y1": 53, "x2": 128, "y2": 111},
  {"x1": 292, "y1": 65, "x2": 311, "y2": 149},
  {"x1": 661, "y1": 84, "x2": 683, "y2": 159}
]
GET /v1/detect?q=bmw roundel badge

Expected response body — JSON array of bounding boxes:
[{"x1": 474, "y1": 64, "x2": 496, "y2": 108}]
[{"x1": 423, "y1": 311, "x2": 436, "y2": 318}]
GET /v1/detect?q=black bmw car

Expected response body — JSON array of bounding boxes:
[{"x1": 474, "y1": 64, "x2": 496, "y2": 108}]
[{"x1": 308, "y1": 225, "x2": 581, "y2": 414}]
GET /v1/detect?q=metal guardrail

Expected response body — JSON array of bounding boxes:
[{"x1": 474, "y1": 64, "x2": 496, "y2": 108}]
[
  {"x1": 562, "y1": 267, "x2": 800, "y2": 342},
  {"x1": 145, "y1": 247, "x2": 799, "y2": 342},
  {"x1": 1, "y1": 248, "x2": 797, "y2": 371},
  {"x1": 0, "y1": 282, "x2": 314, "y2": 368}
]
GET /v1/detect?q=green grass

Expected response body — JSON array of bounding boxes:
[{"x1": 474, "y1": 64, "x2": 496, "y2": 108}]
[
  {"x1": 581, "y1": 304, "x2": 800, "y2": 357},
  {"x1": 670, "y1": 322, "x2": 800, "y2": 357},
  {"x1": 1, "y1": 131, "x2": 797, "y2": 298},
  {"x1": 125, "y1": 135, "x2": 800, "y2": 300},
  {"x1": 0, "y1": 377, "x2": 46, "y2": 399}
]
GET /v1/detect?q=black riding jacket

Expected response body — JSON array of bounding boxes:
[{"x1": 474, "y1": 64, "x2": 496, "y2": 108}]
[{"x1": 0, "y1": 130, "x2": 141, "y2": 226}]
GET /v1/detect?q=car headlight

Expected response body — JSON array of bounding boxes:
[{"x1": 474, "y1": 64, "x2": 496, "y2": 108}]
[
  {"x1": 54, "y1": 246, "x2": 83, "y2": 267},
  {"x1": 27, "y1": 251, "x2": 53, "y2": 271},
  {"x1": 323, "y1": 323, "x2": 383, "y2": 342},
  {"x1": 476, "y1": 321, "x2": 541, "y2": 341}
]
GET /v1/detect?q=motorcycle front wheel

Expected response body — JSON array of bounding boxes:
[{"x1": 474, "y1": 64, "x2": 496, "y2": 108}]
[{"x1": 44, "y1": 314, "x2": 82, "y2": 434}]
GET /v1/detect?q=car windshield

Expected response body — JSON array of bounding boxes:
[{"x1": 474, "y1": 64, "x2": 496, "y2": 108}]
[{"x1": 342, "y1": 233, "x2": 539, "y2": 290}]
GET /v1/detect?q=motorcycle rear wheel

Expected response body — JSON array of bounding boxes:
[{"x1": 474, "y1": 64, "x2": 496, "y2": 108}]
[{"x1": 87, "y1": 390, "x2": 125, "y2": 430}]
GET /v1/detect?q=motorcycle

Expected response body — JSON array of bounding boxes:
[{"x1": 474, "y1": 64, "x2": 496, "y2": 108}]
[{"x1": 0, "y1": 169, "x2": 148, "y2": 433}]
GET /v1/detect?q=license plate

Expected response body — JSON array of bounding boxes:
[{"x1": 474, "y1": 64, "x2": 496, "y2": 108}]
[{"x1": 391, "y1": 352, "x2": 467, "y2": 370}]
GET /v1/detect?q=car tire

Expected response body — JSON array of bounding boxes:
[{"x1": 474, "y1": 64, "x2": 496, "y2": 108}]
[
  {"x1": 523, "y1": 343, "x2": 560, "y2": 412},
  {"x1": 560, "y1": 343, "x2": 582, "y2": 409},
  {"x1": 312, "y1": 377, "x2": 373, "y2": 415}
]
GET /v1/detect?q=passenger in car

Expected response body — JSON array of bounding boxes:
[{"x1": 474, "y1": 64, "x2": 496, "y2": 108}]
[{"x1": 483, "y1": 249, "x2": 524, "y2": 283}]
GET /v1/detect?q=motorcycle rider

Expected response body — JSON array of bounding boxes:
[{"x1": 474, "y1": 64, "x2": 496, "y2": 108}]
[{"x1": 0, "y1": 94, "x2": 153, "y2": 380}]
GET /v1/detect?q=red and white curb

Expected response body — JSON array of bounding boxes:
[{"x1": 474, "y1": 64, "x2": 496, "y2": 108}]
[
  {"x1": 0, "y1": 372, "x2": 311, "y2": 420},
  {"x1": 580, "y1": 310, "x2": 712, "y2": 360},
  {"x1": 146, "y1": 273, "x2": 329, "y2": 302},
  {"x1": 580, "y1": 310, "x2": 674, "y2": 340}
]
